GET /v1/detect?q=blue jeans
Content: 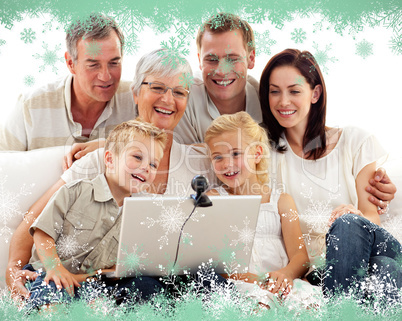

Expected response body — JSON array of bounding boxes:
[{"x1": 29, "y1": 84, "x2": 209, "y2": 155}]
[
  {"x1": 324, "y1": 214, "x2": 402, "y2": 299},
  {"x1": 24, "y1": 265, "x2": 163, "y2": 311}
]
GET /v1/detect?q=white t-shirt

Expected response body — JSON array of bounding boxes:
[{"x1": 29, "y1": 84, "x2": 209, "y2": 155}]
[{"x1": 274, "y1": 126, "x2": 388, "y2": 267}]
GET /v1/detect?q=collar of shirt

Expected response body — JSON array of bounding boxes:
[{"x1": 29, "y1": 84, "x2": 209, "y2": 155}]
[{"x1": 92, "y1": 173, "x2": 115, "y2": 203}]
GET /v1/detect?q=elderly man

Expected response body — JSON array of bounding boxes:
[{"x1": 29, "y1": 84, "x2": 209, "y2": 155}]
[{"x1": 0, "y1": 13, "x2": 135, "y2": 151}]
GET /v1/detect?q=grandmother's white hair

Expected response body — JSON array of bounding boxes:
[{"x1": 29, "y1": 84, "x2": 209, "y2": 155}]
[{"x1": 130, "y1": 48, "x2": 193, "y2": 96}]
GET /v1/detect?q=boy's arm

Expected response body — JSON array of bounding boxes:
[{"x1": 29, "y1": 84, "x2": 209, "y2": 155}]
[
  {"x1": 6, "y1": 178, "x2": 66, "y2": 298},
  {"x1": 33, "y1": 228, "x2": 80, "y2": 296}
]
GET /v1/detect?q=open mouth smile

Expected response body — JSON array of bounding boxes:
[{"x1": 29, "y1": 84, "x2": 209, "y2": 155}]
[
  {"x1": 279, "y1": 110, "x2": 296, "y2": 115},
  {"x1": 212, "y1": 79, "x2": 235, "y2": 86},
  {"x1": 131, "y1": 174, "x2": 145, "y2": 182},
  {"x1": 154, "y1": 107, "x2": 174, "y2": 115},
  {"x1": 224, "y1": 171, "x2": 239, "y2": 177}
]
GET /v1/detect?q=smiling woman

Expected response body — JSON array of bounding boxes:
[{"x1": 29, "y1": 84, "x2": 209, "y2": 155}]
[{"x1": 259, "y1": 48, "x2": 402, "y2": 300}]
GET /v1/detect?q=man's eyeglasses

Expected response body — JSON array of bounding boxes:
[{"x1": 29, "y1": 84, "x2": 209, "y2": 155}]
[{"x1": 141, "y1": 82, "x2": 189, "y2": 99}]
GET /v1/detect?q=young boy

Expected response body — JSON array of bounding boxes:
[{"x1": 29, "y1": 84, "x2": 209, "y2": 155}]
[{"x1": 24, "y1": 119, "x2": 167, "y2": 310}]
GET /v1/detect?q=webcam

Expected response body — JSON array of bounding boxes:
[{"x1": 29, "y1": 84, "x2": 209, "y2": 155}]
[{"x1": 191, "y1": 175, "x2": 212, "y2": 207}]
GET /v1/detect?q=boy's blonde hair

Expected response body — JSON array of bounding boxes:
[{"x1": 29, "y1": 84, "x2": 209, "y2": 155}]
[
  {"x1": 204, "y1": 111, "x2": 270, "y2": 185},
  {"x1": 105, "y1": 118, "x2": 167, "y2": 156}
]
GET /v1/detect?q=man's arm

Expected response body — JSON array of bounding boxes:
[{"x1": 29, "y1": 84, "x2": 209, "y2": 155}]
[
  {"x1": 6, "y1": 178, "x2": 66, "y2": 298},
  {"x1": 366, "y1": 168, "x2": 397, "y2": 214}
]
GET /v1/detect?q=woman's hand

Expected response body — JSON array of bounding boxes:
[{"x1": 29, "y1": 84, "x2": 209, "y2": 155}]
[
  {"x1": 262, "y1": 271, "x2": 293, "y2": 297},
  {"x1": 328, "y1": 204, "x2": 363, "y2": 227},
  {"x1": 44, "y1": 263, "x2": 81, "y2": 297},
  {"x1": 63, "y1": 140, "x2": 105, "y2": 171},
  {"x1": 366, "y1": 168, "x2": 396, "y2": 215}
]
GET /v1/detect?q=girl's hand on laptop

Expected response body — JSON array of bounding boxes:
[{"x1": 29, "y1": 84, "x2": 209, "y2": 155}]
[{"x1": 44, "y1": 264, "x2": 81, "y2": 297}]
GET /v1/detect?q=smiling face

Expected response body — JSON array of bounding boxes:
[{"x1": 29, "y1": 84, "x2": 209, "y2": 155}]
[
  {"x1": 66, "y1": 31, "x2": 122, "y2": 107},
  {"x1": 133, "y1": 74, "x2": 188, "y2": 132},
  {"x1": 198, "y1": 30, "x2": 255, "y2": 109},
  {"x1": 105, "y1": 136, "x2": 163, "y2": 198},
  {"x1": 207, "y1": 130, "x2": 261, "y2": 194},
  {"x1": 268, "y1": 65, "x2": 322, "y2": 133}
]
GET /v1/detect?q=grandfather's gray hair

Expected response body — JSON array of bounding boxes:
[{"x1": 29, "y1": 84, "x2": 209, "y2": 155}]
[
  {"x1": 130, "y1": 48, "x2": 193, "y2": 96},
  {"x1": 66, "y1": 13, "x2": 124, "y2": 61}
]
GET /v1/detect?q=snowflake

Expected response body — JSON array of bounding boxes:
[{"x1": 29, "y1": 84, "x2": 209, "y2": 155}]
[
  {"x1": 207, "y1": 45, "x2": 243, "y2": 80},
  {"x1": 244, "y1": 7, "x2": 266, "y2": 24},
  {"x1": 281, "y1": 208, "x2": 299, "y2": 222},
  {"x1": 179, "y1": 72, "x2": 194, "y2": 88},
  {"x1": 0, "y1": 173, "x2": 33, "y2": 243},
  {"x1": 20, "y1": 28, "x2": 36, "y2": 44},
  {"x1": 33, "y1": 42, "x2": 64, "y2": 74},
  {"x1": 389, "y1": 33, "x2": 402, "y2": 55},
  {"x1": 42, "y1": 21, "x2": 52, "y2": 33},
  {"x1": 230, "y1": 216, "x2": 255, "y2": 255},
  {"x1": 173, "y1": 21, "x2": 195, "y2": 46},
  {"x1": 381, "y1": 210, "x2": 402, "y2": 245},
  {"x1": 291, "y1": 28, "x2": 306, "y2": 44},
  {"x1": 205, "y1": 12, "x2": 245, "y2": 32},
  {"x1": 118, "y1": 244, "x2": 148, "y2": 277},
  {"x1": 345, "y1": 262, "x2": 402, "y2": 312},
  {"x1": 37, "y1": 248, "x2": 60, "y2": 272},
  {"x1": 0, "y1": 39, "x2": 5, "y2": 54},
  {"x1": 159, "y1": 37, "x2": 190, "y2": 69},
  {"x1": 355, "y1": 39, "x2": 373, "y2": 59},
  {"x1": 253, "y1": 30, "x2": 276, "y2": 56},
  {"x1": 141, "y1": 199, "x2": 204, "y2": 249},
  {"x1": 54, "y1": 224, "x2": 90, "y2": 271},
  {"x1": 23, "y1": 75, "x2": 35, "y2": 87},
  {"x1": 312, "y1": 42, "x2": 338, "y2": 74},
  {"x1": 124, "y1": 32, "x2": 139, "y2": 55},
  {"x1": 299, "y1": 185, "x2": 339, "y2": 248},
  {"x1": 84, "y1": 39, "x2": 103, "y2": 59},
  {"x1": 326, "y1": 233, "x2": 340, "y2": 251}
]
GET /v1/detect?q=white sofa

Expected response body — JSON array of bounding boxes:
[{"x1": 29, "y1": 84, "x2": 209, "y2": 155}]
[{"x1": 0, "y1": 147, "x2": 401, "y2": 288}]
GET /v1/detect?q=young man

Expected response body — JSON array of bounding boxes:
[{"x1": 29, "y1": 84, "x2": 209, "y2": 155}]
[
  {"x1": 24, "y1": 119, "x2": 167, "y2": 309},
  {"x1": 174, "y1": 13, "x2": 262, "y2": 144},
  {"x1": 0, "y1": 13, "x2": 135, "y2": 151}
]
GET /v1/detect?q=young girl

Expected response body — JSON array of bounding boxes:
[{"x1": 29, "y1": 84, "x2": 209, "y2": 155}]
[
  {"x1": 205, "y1": 111, "x2": 321, "y2": 308},
  {"x1": 259, "y1": 49, "x2": 401, "y2": 298}
]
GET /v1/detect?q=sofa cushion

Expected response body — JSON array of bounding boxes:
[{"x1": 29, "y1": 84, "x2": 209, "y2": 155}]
[{"x1": 0, "y1": 146, "x2": 65, "y2": 288}]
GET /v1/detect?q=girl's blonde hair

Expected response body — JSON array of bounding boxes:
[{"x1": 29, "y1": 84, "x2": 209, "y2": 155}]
[{"x1": 204, "y1": 111, "x2": 270, "y2": 185}]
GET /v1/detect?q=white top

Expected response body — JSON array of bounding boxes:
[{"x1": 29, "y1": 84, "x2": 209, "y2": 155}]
[
  {"x1": 274, "y1": 126, "x2": 388, "y2": 267},
  {"x1": 215, "y1": 186, "x2": 322, "y2": 308},
  {"x1": 61, "y1": 140, "x2": 217, "y2": 197},
  {"x1": 174, "y1": 75, "x2": 263, "y2": 144},
  {"x1": 0, "y1": 75, "x2": 136, "y2": 151}
]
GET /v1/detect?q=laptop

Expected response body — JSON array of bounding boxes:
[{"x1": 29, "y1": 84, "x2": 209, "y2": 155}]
[{"x1": 111, "y1": 195, "x2": 262, "y2": 277}]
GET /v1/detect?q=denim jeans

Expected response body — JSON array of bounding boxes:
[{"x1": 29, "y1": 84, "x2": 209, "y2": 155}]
[
  {"x1": 324, "y1": 214, "x2": 402, "y2": 299},
  {"x1": 23, "y1": 265, "x2": 163, "y2": 311}
]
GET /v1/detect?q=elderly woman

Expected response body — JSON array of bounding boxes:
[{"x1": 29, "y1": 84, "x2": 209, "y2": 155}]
[{"x1": 7, "y1": 49, "x2": 215, "y2": 299}]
